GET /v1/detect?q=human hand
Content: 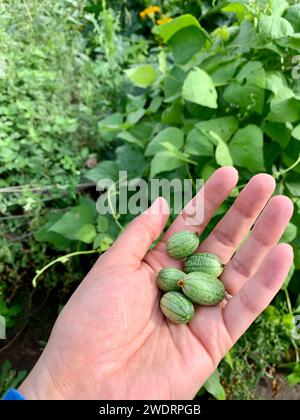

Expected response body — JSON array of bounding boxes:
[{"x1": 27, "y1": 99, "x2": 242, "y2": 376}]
[{"x1": 19, "y1": 167, "x2": 294, "y2": 400}]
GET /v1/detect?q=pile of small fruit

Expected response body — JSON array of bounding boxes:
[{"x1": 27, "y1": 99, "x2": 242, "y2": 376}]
[{"x1": 157, "y1": 231, "x2": 225, "y2": 324}]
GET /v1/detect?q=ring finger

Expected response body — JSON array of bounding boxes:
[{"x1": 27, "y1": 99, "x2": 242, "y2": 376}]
[{"x1": 221, "y1": 195, "x2": 293, "y2": 295}]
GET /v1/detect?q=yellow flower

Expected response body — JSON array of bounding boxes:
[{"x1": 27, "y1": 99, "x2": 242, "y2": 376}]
[
  {"x1": 157, "y1": 16, "x2": 173, "y2": 25},
  {"x1": 140, "y1": 5, "x2": 160, "y2": 20}
]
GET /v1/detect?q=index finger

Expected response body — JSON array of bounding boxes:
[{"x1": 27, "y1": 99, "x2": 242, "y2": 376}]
[{"x1": 162, "y1": 166, "x2": 238, "y2": 241}]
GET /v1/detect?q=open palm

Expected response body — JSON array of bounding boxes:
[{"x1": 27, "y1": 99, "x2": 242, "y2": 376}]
[{"x1": 20, "y1": 167, "x2": 293, "y2": 400}]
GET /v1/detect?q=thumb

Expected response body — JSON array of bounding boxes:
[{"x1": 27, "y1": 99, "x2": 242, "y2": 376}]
[{"x1": 108, "y1": 197, "x2": 169, "y2": 267}]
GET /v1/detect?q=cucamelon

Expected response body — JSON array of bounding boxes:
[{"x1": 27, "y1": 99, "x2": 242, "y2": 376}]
[
  {"x1": 184, "y1": 252, "x2": 223, "y2": 277},
  {"x1": 160, "y1": 291, "x2": 195, "y2": 324},
  {"x1": 166, "y1": 230, "x2": 199, "y2": 260},
  {"x1": 156, "y1": 267, "x2": 186, "y2": 292},
  {"x1": 179, "y1": 272, "x2": 225, "y2": 305}
]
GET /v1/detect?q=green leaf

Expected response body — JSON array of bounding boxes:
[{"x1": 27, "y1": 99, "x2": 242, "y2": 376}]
[
  {"x1": 117, "y1": 131, "x2": 143, "y2": 147},
  {"x1": 292, "y1": 124, "x2": 300, "y2": 141},
  {"x1": 125, "y1": 65, "x2": 157, "y2": 88},
  {"x1": 161, "y1": 142, "x2": 193, "y2": 163},
  {"x1": 184, "y1": 128, "x2": 214, "y2": 157},
  {"x1": 96, "y1": 215, "x2": 109, "y2": 233},
  {"x1": 210, "y1": 58, "x2": 242, "y2": 86},
  {"x1": 265, "y1": 142, "x2": 281, "y2": 170},
  {"x1": 152, "y1": 14, "x2": 205, "y2": 42},
  {"x1": 195, "y1": 116, "x2": 239, "y2": 142},
  {"x1": 129, "y1": 122, "x2": 156, "y2": 142},
  {"x1": 126, "y1": 108, "x2": 146, "y2": 125},
  {"x1": 265, "y1": 71, "x2": 294, "y2": 100},
  {"x1": 259, "y1": 15, "x2": 294, "y2": 42},
  {"x1": 229, "y1": 125, "x2": 265, "y2": 171},
  {"x1": 145, "y1": 127, "x2": 184, "y2": 156},
  {"x1": 98, "y1": 113, "x2": 123, "y2": 142},
  {"x1": 148, "y1": 96, "x2": 162, "y2": 114},
  {"x1": 282, "y1": 142, "x2": 300, "y2": 174},
  {"x1": 200, "y1": 160, "x2": 219, "y2": 181},
  {"x1": 74, "y1": 224, "x2": 96, "y2": 244},
  {"x1": 116, "y1": 144, "x2": 147, "y2": 178},
  {"x1": 201, "y1": 52, "x2": 239, "y2": 74},
  {"x1": 236, "y1": 61, "x2": 266, "y2": 89},
  {"x1": 158, "y1": 50, "x2": 167, "y2": 74},
  {"x1": 269, "y1": 0, "x2": 289, "y2": 16},
  {"x1": 287, "y1": 371, "x2": 300, "y2": 386},
  {"x1": 85, "y1": 161, "x2": 119, "y2": 183},
  {"x1": 280, "y1": 33, "x2": 300, "y2": 51},
  {"x1": 285, "y1": 173, "x2": 300, "y2": 197},
  {"x1": 203, "y1": 369, "x2": 226, "y2": 400},
  {"x1": 182, "y1": 67, "x2": 218, "y2": 108},
  {"x1": 282, "y1": 263, "x2": 295, "y2": 290},
  {"x1": 163, "y1": 66, "x2": 186, "y2": 101},
  {"x1": 280, "y1": 223, "x2": 297, "y2": 243},
  {"x1": 263, "y1": 121, "x2": 291, "y2": 148},
  {"x1": 126, "y1": 94, "x2": 147, "y2": 112},
  {"x1": 222, "y1": 3, "x2": 247, "y2": 23},
  {"x1": 168, "y1": 26, "x2": 206, "y2": 64},
  {"x1": 228, "y1": 20, "x2": 258, "y2": 53},
  {"x1": 287, "y1": 363, "x2": 300, "y2": 386},
  {"x1": 150, "y1": 151, "x2": 183, "y2": 178},
  {"x1": 79, "y1": 197, "x2": 97, "y2": 213},
  {"x1": 50, "y1": 204, "x2": 96, "y2": 241},
  {"x1": 284, "y1": 4, "x2": 300, "y2": 32},
  {"x1": 213, "y1": 134, "x2": 233, "y2": 166},
  {"x1": 224, "y1": 82, "x2": 265, "y2": 114},
  {"x1": 207, "y1": 130, "x2": 233, "y2": 165},
  {"x1": 162, "y1": 102, "x2": 183, "y2": 125},
  {"x1": 267, "y1": 98, "x2": 300, "y2": 122},
  {"x1": 93, "y1": 233, "x2": 114, "y2": 252},
  {"x1": 224, "y1": 351, "x2": 234, "y2": 369},
  {"x1": 35, "y1": 213, "x2": 71, "y2": 250}
]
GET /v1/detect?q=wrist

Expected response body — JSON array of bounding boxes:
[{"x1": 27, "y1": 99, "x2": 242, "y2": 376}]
[{"x1": 18, "y1": 356, "x2": 65, "y2": 400}]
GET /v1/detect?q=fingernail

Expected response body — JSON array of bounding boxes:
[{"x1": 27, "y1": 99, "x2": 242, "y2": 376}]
[{"x1": 146, "y1": 197, "x2": 169, "y2": 216}]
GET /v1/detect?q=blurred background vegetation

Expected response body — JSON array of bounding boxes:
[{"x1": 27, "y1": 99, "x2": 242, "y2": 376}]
[{"x1": 0, "y1": 0, "x2": 300, "y2": 399}]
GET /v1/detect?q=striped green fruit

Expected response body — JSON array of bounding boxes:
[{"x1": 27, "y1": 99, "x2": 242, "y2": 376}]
[
  {"x1": 184, "y1": 252, "x2": 223, "y2": 277},
  {"x1": 156, "y1": 267, "x2": 186, "y2": 292},
  {"x1": 179, "y1": 272, "x2": 225, "y2": 305},
  {"x1": 160, "y1": 291, "x2": 195, "y2": 324},
  {"x1": 166, "y1": 230, "x2": 199, "y2": 260}
]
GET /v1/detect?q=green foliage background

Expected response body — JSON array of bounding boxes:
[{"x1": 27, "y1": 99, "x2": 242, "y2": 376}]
[{"x1": 1, "y1": 0, "x2": 300, "y2": 399}]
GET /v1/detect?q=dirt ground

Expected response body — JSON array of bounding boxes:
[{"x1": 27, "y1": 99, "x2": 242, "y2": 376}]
[
  {"x1": 255, "y1": 375, "x2": 300, "y2": 400},
  {"x1": 0, "y1": 298, "x2": 57, "y2": 375}
]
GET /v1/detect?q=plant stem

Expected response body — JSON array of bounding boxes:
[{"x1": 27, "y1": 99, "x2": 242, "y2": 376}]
[
  {"x1": 185, "y1": 162, "x2": 196, "y2": 189},
  {"x1": 107, "y1": 177, "x2": 125, "y2": 232},
  {"x1": 284, "y1": 287, "x2": 300, "y2": 363},
  {"x1": 274, "y1": 154, "x2": 300, "y2": 179},
  {"x1": 103, "y1": 174, "x2": 128, "y2": 232},
  {"x1": 0, "y1": 323, "x2": 28, "y2": 353},
  {"x1": 236, "y1": 182, "x2": 247, "y2": 190},
  {"x1": 200, "y1": 0, "x2": 227, "y2": 20},
  {"x1": 106, "y1": 184, "x2": 124, "y2": 232},
  {"x1": 22, "y1": 0, "x2": 33, "y2": 21},
  {"x1": 284, "y1": 287, "x2": 293, "y2": 314},
  {"x1": 32, "y1": 249, "x2": 99, "y2": 288}
]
